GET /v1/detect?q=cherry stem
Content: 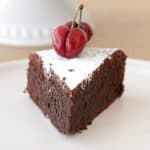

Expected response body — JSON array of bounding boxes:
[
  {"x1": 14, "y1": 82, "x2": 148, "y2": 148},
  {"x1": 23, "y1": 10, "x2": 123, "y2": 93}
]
[
  {"x1": 78, "y1": 4, "x2": 84, "y2": 28},
  {"x1": 71, "y1": 4, "x2": 84, "y2": 30}
]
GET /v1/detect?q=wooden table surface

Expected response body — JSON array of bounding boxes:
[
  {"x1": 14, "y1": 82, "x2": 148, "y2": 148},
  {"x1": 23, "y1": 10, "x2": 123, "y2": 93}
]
[{"x1": 0, "y1": 0, "x2": 150, "y2": 62}]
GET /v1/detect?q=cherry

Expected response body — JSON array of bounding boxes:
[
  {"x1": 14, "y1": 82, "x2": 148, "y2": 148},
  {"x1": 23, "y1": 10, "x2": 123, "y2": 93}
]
[
  {"x1": 52, "y1": 25, "x2": 69, "y2": 57},
  {"x1": 66, "y1": 28, "x2": 87, "y2": 58},
  {"x1": 52, "y1": 4, "x2": 92, "y2": 58},
  {"x1": 81, "y1": 22, "x2": 93, "y2": 40},
  {"x1": 65, "y1": 21, "x2": 78, "y2": 29}
]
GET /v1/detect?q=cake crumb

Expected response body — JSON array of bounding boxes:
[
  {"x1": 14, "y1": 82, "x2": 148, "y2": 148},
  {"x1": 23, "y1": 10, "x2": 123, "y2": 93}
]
[
  {"x1": 23, "y1": 88, "x2": 27, "y2": 93},
  {"x1": 68, "y1": 69, "x2": 74, "y2": 72},
  {"x1": 62, "y1": 77, "x2": 66, "y2": 80}
]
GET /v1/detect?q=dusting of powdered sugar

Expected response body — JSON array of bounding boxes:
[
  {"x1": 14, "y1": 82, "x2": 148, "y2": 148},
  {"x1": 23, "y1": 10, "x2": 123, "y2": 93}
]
[{"x1": 36, "y1": 48, "x2": 119, "y2": 90}]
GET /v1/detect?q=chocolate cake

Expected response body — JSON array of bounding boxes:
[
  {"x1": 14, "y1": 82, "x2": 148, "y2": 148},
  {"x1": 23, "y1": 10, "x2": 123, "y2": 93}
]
[{"x1": 27, "y1": 48, "x2": 127, "y2": 134}]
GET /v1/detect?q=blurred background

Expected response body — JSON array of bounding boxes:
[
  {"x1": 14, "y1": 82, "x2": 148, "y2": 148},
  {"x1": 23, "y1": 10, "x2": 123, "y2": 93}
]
[{"x1": 0, "y1": 0, "x2": 150, "y2": 62}]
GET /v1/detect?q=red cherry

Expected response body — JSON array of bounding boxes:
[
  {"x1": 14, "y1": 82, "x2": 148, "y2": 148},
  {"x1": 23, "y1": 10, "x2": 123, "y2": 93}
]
[
  {"x1": 65, "y1": 21, "x2": 78, "y2": 29},
  {"x1": 65, "y1": 28, "x2": 87, "y2": 58},
  {"x1": 52, "y1": 25, "x2": 69, "y2": 57},
  {"x1": 52, "y1": 4, "x2": 92, "y2": 58},
  {"x1": 81, "y1": 22, "x2": 93, "y2": 40}
]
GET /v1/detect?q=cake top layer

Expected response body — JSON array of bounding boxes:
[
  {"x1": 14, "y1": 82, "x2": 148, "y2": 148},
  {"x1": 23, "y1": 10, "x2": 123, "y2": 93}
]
[{"x1": 36, "y1": 48, "x2": 119, "y2": 90}]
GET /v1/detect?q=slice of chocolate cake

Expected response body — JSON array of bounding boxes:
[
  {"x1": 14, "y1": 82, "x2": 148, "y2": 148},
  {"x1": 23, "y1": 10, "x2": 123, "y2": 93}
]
[{"x1": 27, "y1": 48, "x2": 126, "y2": 134}]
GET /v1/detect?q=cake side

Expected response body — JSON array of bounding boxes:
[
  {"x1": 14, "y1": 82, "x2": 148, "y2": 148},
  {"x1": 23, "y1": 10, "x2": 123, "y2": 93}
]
[
  {"x1": 27, "y1": 53, "x2": 73, "y2": 133},
  {"x1": 69, "y1": 50, "x2": 127, "y2": 133}
]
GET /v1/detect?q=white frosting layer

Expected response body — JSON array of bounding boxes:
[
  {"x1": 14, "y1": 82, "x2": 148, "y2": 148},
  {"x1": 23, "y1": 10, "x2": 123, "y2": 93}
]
[{"x1": 36, "y1": 48, "x2": 119, "y2": 90}]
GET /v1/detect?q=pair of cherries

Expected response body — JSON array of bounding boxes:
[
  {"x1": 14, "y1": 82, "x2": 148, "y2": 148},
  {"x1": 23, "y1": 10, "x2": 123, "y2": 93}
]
[{"x1": 52, "y1": 4, "x2": 93, "y2": 58}]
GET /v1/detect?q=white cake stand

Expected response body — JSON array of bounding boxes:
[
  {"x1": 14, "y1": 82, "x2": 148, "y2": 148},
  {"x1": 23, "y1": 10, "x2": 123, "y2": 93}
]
[{"x1": 0, "y1": 0, "x2": 90, "y2": 47}]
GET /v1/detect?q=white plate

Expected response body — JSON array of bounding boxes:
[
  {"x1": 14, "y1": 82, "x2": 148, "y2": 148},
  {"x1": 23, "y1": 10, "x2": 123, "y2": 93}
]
[
  {"x1": 0, "y1": 58, "x2": 150, "y2": 150},
  {"x1": 0, "y1": 0, "x2": 91, "y2": 47}
]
